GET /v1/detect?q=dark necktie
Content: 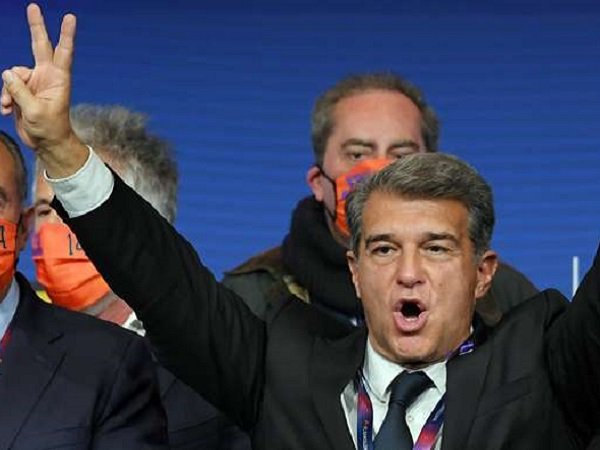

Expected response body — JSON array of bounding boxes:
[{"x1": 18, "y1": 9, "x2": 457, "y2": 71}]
[{"x1": 374, "y1": 371, "x2": 433, "y2": 449}]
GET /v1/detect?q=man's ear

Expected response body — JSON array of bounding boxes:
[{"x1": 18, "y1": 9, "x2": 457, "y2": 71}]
[
  {"x1": 306, "y1": 165, "x2": 325, "y2": 202},
  {"x1": 347, "y1": 249, "x2": 361, "y2": 299},
  {"x1": 16, "y1": 206, "x2": 34, "y2": 253},
  {"x1": 474, "y1": 250, "x2": 498, "y2": 300}
]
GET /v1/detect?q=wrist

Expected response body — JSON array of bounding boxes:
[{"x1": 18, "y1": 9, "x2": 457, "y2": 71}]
[{"x1": 38, "y1": 132, "x2": 90, "y2": 179}]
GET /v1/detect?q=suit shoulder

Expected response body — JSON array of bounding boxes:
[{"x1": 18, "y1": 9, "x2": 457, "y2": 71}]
[
  {"x1": 223, "y1": 246, "x2": 283, "y2": 277},
  {"x1": 269, "y1": 295, "x2": 354, "y2": 340},
  {"x1": 34, "y1": 299, "x2": 144, "y2": 354},
  {"x1": 494, "y1": 287, "x2": 568, "y2": 330}
]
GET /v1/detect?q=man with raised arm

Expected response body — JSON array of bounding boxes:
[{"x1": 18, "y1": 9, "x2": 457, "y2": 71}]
[
  {"x1": 30, "y1": 104, "x2": 251, "y2": 450},
  {"x1": 3, "y1": 5, "x2": 600, "y2": 449}
]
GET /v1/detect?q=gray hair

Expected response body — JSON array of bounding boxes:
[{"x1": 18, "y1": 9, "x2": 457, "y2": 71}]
[
  {"x1": 346, "y1": 153, "x2": 494, "y2": 259},
  {"x1": 311, "y1": 73, "x2": 440, "y2": 166},
  {"x1": 35, "y1": 105, "x2": 178, "y2": 224},
  {"x1": 34, "y1": 106, "x2": 178, "y2": 223},
  {"x1": 0, "y1": 130, "x2": 28, "y2": 206}
]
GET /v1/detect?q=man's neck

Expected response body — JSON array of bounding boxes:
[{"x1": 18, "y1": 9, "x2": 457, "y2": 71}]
[{"x1": 364, "y1": 339, "x2": 447, "y2": 399}]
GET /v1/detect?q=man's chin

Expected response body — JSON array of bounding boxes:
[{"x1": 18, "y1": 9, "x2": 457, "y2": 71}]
[{"x1": 391, "y1": 343, "x2": 440, "y2": 368}]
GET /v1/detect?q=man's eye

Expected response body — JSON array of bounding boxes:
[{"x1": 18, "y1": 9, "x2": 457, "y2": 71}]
[
  {"x1": 425, "y1": 245, "x2": 449, "y2": 254},
  {"x1": 390, "y1": 148, "x2": 420, "y2": 160},
  {"x1": 372, "y1": 245, "x2": 395, "y2": 256},
  {"x1": 36, "y1": 208, "x2": 51, "y2": 217},
  {"x1": 349, "y1": 152, "x2": 366, "y2": 161}
]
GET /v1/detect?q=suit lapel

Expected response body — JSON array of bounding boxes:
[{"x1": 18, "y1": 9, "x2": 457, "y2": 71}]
[
  {"x1": 310, "y1": 326, "x2": 366, "y2": 450},
  {"x1": 0, "y1": 275, "x2": 65, "y2": 449},
  {"x1": 442, "y1": 321, "x2": 492, "y2": 450}
]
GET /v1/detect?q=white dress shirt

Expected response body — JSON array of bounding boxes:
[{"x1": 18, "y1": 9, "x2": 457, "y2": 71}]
[
  {"x1": 0, "y1": 278, "x2": 20, "y2": 341},
  {"x1": 45, "y1": 146, "x2": 114, "y2": 218},
  {"x1": 341, "y1": 339, "x2": 445, "y2": 449}
]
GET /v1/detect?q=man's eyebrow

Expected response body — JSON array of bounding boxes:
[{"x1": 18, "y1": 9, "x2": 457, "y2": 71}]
[
  {"x1": 342, "y1": 138, "x2": 375, "y2": 148},
  {"x1": 342, "y1": 138, "x2": 421, "y2": 151},
  {"x1": 425, "y1": 232, "x2": 459, "y2": 243},
  {"x1": 388, "y1": 139, "x2": 420, "y2": 150},
  {"x1": 364, "y1": 234, "x2": 393, "y2": 247},
  {"x1": 33, "y1": 198, "x2": 52, "y2": 208}
]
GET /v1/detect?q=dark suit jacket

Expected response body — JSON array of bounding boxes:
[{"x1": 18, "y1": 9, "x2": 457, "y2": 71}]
[
  {"x1": 157, "y1": 364, "x2": 251, "y2": 449},
  {"x1": 33, "y1": 282, "x2": 250, "y2": 450},
  {"x1": 57, "y1": 174, "x2": 600, "y2": 450},
  {"x1": 0, "y1": 273, "x2": 168, "y2": 449}
]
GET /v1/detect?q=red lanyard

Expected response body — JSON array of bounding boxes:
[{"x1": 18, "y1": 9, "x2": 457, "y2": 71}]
[{"x1": 0, "y1": 323, "x2": 12, "y2": 362}]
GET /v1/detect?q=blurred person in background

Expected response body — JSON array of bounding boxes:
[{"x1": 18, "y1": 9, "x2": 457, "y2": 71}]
[
  {"x1": 223, "y1": 73, "x2": 538, "y2": 327},
  {"x1": 31, "y1": 104, "x2": 250, "y2": 450}
]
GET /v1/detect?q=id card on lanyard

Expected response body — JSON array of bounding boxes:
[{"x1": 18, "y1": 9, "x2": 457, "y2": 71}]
[{"x1": 355, "y1": 338, "x2": 475, "y2": 450}]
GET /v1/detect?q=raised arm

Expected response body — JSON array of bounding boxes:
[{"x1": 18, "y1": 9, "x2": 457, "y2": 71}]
[{"x1": 546, "y1": 245, "x2": 600, "y2": 441}]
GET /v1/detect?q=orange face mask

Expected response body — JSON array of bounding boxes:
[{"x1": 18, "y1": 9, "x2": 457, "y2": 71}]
[
  {"x1": 0, "y1": 219, "x2": 17, "y2": 295},
  {"x1": 319, "y1": 158, "x2": 392, "y2": 237},
  {"x1": 32, "y1": 222, "x2": 110, "y2": 311}
]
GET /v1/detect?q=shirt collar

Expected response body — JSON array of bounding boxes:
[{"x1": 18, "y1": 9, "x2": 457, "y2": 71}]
[
  {"x1": 363, "y1": 338, "x2": 446, "y2": 402},
  {"x1": 0, "y1": 278, "x2": 20, "y2": 339}
]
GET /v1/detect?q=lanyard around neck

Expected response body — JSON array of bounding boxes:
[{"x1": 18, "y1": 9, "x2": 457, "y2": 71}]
[
  {"x1": 0, "y1": 322, "x2": 13, "y2": 362},
  {"x1": 355, "y1": 338, "x2": 475, "y2": 450}
]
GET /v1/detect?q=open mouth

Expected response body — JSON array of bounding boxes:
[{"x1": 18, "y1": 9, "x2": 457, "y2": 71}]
[
  {"x1": 401, "y1": 301, "x2": 423, "y2": 319},
  {"x1": 393, "y1": 299, "x2": 428, "y2": 332}
]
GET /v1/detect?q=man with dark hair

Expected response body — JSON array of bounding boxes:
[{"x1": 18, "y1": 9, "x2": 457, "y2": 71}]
[
  {"x1": 0, "y1": 130, "x2": 168, "y2": 449},
  {"x1": 31, "y1": 104, "x2": 250, "y2": 450},
  {"x1": 222, "y1": 72, "x2": 537, "y2": 326}
]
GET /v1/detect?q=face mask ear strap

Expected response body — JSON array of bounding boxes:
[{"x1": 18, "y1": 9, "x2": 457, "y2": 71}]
[
  {"x1": 315, "y1": 164, "x2": 336, "y2": 185},
  {"x1": 315, "y1": 164, "x2": 338, "y2": 222}
]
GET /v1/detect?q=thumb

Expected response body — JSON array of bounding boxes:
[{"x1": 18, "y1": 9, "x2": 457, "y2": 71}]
[{"x1": 2, "y1": 70, "x2": 35, "y2": 110}]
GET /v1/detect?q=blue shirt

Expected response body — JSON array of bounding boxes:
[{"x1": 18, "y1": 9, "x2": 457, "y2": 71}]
[{"x1": 0, "y1": 278, "x2": 20, "y2": 340}]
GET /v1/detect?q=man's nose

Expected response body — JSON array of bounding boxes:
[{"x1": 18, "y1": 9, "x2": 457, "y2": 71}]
[{"x1": 395, "y1": 250, "x2": 424, "y2": 288}]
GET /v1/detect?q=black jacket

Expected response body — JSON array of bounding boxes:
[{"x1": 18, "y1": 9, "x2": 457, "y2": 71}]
[
  {"x1": 0, "y1": 273, "x2": 167, "y2": 449},
  {"x1": 56, "y1": 175, "x2": 600, "y2": 449}
]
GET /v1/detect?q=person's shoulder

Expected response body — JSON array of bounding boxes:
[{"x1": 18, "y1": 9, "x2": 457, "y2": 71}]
[
  {"x1": 269, "y1": 294, "x2": 355, "y2": 341},
  {"x1": 30, "y1": 294, "x2": 144, "y2": 358},
  {"x1": 492, "y1": 287, "x2": 568, "y2": 332},
  {"x1": 223, "y1": 245, "x2": 284, "y2": 278},
  {"x1": 222, "y1": 245, "x2": 292, "y2": 319},
  {"x1": 18, "y1": 274, "x2": 139, "y2": 346},
  {"x1": 494, "y1": 262, "x2": 538, "y2": 296}
]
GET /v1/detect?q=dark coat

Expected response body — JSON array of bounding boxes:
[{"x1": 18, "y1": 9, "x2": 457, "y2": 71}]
[
  {"x1": 58, "y1": 174, "x2": 600, "y2": 450},
  {"x1": 0, "y1": 273, "x2": 167, "y2": 449}
]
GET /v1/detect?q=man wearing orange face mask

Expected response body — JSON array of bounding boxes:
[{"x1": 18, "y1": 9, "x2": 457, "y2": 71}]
[
  {"x1": 0, "y1": 130, "x2": 168, "y2": 448},
  {"x1": 31, "y1": 104, "x2": 250, "y2": 450},
  {"x1": 223, "y1": 73, "x2": 539, "y2": 326}
]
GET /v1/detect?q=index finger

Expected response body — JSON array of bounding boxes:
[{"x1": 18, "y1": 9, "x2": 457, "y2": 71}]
[
  {"x1": 27, "y1": 3, "x2": 54, "y2": 65},
  {"x1": 53, "y1": 13, "x2": 77, "y2": 71}
]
